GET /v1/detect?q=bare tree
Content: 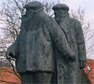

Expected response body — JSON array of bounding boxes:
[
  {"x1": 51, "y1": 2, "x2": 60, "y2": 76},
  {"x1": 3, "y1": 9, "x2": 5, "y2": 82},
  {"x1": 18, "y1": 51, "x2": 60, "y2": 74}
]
[{"x1": 70, "y1": 7, "x2": 94, "y2": 59}]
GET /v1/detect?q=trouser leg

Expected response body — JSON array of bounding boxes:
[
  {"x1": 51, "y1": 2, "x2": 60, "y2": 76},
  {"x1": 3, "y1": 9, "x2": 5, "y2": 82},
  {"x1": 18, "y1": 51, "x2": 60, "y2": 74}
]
[
  {"x1": 20, "y1": 73, "x2": 34, "y2": 84},
  {"x1": 35, "y1": 72, "x2": 52, "y2": 84}
]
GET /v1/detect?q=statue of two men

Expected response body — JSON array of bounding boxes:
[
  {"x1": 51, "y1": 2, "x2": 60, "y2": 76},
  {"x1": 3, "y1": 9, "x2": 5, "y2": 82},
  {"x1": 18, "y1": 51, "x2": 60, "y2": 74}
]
[{"x1": 6, "y1": 1, "x2": 86, "y2": 84}]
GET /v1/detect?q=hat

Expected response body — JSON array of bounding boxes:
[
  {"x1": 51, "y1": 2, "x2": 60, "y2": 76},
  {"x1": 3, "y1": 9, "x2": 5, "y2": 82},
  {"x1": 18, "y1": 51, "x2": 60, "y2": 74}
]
[
  {"x1": 52, "y1": 4, "x2": 69, "y2": 11},
  {"x1": 24, "y1": 1, "x2": 43, "y2": 8}
]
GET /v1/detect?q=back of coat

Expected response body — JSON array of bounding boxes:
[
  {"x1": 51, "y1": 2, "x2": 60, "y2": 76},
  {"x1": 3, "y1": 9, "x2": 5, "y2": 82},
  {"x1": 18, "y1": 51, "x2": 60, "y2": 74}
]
[{"x1": 16, "y1": 12, "x2": 54, "y2": 73}]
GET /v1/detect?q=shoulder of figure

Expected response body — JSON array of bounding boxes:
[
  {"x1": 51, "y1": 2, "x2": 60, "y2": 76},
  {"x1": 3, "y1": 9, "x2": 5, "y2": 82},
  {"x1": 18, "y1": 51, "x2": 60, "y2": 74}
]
[
  {"x1": 69, "y1": 17, "x2": 81, "y2": 24},
  {"x1": 37, "y1": 12, "x2": 49, "y2": 21},
  {"x1": 44, "y1": 15, "x2": 56, "y2": 24}
]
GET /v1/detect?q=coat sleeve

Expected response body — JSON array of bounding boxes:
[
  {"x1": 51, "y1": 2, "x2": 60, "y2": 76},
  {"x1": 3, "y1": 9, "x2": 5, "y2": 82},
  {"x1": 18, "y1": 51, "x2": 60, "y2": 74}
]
[
  {"x1": 7, "y1": 22, "x2": 23, "y2": 58},
  {"x1": 45, "y1": 16, "x2": 74, "y2": 57},
  {"x1": 75, "y1": 20, "x2": 86, "y2": 61}
]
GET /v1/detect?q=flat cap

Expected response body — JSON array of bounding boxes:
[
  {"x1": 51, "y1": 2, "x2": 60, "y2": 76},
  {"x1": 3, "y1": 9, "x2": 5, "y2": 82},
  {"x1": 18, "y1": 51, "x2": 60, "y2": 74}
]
[
  {"x1": 24, "y1": 1, "x2": 43, "y2": 8},
  {"x1": 52, "y1": 4, "x2": 69, "y2": 11}
]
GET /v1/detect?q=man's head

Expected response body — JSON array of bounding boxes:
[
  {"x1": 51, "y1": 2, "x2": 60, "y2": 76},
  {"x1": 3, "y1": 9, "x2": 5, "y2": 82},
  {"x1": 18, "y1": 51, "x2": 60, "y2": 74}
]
[
  {"x1": 24, "y1": 1, "x2": 43, "y2": 15},
  {"x1": 52, "y1": 4, "x2": 69, "y2": 18}
]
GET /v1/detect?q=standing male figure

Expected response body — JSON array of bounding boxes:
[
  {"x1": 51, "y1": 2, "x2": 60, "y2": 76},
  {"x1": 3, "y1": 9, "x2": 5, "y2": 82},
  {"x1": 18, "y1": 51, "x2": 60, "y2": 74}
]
[
  {"x1": 6, "y1": 1, "x2": 75, "y2": 84},
  {"x1": 52, "y1": 4, "x2": 86, "y2": 84}
]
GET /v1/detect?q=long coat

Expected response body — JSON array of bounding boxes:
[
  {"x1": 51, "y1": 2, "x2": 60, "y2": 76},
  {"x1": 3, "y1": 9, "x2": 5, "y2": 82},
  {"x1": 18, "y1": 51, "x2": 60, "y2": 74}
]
[
  {"x1": 55, "y1": 14, "x2": 86, "y2": 84},
  {"x1": 9, "y1": 10, "x2": 74, "y2": 73}
]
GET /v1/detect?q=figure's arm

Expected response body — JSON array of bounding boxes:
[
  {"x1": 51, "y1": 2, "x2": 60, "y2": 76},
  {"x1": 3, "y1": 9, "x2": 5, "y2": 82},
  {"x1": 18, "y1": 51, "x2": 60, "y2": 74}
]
[
  {"x1": 6, "y1": 17, "x2": 25, "y2": 60},
  {"x1": 75, "y1": 20, "x2": 86, "y2": 68},
  {"x1": 45, "y1": 16, "x2": 75, "y2": 62}
]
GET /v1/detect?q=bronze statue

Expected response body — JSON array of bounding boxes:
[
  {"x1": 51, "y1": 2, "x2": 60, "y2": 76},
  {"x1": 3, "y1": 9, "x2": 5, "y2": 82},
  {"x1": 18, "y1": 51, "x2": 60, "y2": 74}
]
[{"x1": 6, "y1": 1, "x2": 75, "y2": 84}]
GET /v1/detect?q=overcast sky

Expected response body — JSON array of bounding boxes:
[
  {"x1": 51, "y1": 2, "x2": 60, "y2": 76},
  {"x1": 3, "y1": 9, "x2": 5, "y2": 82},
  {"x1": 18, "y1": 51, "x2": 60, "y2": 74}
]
[
  {"x1": 60, "y1": 0, "x2": 94, "y2": 21},
  {"x1": 0, "y1": 0, "x2": 94, "y2": 20},
  {"x1": 0, "y1": 0, "x2": 94, "y2": 59}
]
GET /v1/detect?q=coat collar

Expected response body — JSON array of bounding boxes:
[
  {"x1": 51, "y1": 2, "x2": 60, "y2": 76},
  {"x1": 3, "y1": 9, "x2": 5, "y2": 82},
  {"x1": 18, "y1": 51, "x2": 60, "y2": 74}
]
[{"x1": 54, "y1": 13, "x2": 69, "y2": 24}]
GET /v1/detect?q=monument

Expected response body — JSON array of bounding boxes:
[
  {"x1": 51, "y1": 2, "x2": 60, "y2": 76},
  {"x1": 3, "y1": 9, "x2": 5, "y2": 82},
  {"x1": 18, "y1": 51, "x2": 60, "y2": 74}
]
[{"x1": 6, "y1": 1, "x2": 76, "y2": 84}]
